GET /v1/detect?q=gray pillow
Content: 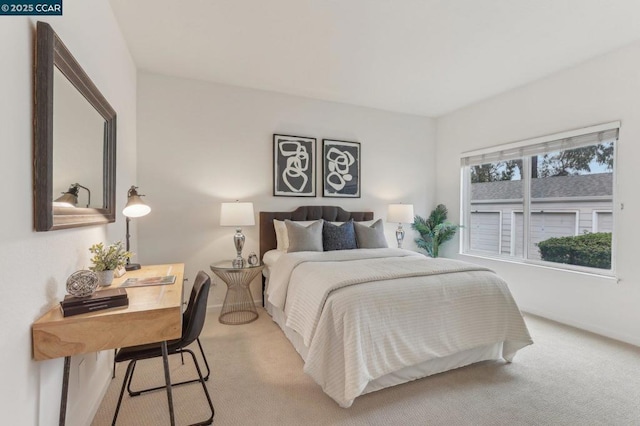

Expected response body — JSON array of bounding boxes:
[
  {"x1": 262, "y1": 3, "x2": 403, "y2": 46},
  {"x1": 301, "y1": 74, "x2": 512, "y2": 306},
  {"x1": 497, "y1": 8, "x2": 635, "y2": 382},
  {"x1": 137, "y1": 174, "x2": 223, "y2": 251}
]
[
  {"x1": 285, "y1": 219, "x2": 324, "y2": 252},
  {"x1": 323, "y1": 220, "x2": 357, "y2": 251},
  {"x1": 354, "y1": 219, "x2": 388, "y2": 249}
]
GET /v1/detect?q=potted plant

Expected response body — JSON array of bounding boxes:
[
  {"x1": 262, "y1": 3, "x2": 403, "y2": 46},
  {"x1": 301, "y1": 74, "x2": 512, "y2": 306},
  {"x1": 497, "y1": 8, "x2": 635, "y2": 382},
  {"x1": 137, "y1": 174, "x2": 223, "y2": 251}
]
[
  {"x1": 412, "y1": 204, "x2": 460, "y2": 258},
  {"x1": 89, "y1": 241, "x2": 132, "y2": 286}
]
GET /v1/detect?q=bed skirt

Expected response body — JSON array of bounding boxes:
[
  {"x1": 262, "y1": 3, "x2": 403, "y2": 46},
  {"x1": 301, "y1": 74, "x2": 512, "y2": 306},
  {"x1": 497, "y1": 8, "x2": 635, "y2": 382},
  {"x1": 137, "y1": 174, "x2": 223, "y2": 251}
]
[{"x1": 266, "y1": 299, "x2": 503, "y2": 404}]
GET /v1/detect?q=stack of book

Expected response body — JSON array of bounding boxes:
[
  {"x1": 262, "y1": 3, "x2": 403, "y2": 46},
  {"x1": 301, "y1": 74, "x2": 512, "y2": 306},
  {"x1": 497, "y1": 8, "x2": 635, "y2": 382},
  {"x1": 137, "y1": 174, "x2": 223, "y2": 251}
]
[{"x1": 60, "y1": 288, "x2": 129, "y2": 317}]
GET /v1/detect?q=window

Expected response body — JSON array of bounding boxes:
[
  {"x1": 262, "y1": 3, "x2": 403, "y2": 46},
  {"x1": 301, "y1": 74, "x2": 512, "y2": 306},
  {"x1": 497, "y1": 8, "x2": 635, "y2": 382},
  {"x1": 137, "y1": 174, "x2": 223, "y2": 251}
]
[{"x1": 461, "y1": 122, "x2": 618, "y2": 274}]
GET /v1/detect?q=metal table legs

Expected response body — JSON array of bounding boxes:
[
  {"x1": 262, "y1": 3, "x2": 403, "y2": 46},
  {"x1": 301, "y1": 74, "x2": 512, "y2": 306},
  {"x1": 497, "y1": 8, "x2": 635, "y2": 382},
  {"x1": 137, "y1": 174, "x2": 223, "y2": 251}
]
[
  {"x1": 161, "y1": 341, "x2": 176, "y2": 426},
  {"x1": 59, "y1": 356, "x2": 71, "y2": 426}
]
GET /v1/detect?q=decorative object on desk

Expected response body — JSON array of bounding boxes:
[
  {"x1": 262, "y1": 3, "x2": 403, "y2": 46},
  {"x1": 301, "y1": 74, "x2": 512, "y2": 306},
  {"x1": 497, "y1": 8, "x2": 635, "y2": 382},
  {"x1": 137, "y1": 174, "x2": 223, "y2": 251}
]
[
  {"x1": 220, "y1": 201, "x2": 255, "y2": 268},
  {"x1": 412, "y1": 204, "x2": 460, "y2": 258},
  {"x1": 273, "y1": 134, "x2": 317, "y2": 197},
  {"x1": 247, "y1": 252, "x2": 259, "y2": 266},
  {"x1": 113, "y1": 266, "x2": 126, "y2": 278},
  {"x1": 88, "y1": 241, "x2": 132, "y2": 286},
  {"x1": 387, "y1": 203, "x2": 415, "y2": 248},
  {"x1": 322, "y1": 139, "x2": 360, "y2": 198},
  {"x1": 60, "y1": 288, "x2": 128, "y2": 317},
  {"x1": 53, "y1": 183, "x2": 91, "y2": 208},
  {"x1": 121, "y1": 275, "x2": 176, "y2": 288},
  {"x1": 122, "y1": 185, "x2": 151, "y2": 271},
  {"x1": 65, "y1": 270, "x2": 99, "y2": 297}
]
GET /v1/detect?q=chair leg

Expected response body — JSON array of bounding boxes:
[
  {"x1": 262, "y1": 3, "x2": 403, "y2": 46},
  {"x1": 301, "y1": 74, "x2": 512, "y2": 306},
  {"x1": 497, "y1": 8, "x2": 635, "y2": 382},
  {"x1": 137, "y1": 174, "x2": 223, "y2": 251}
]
[
  {"x1": 196, "y1": 338, "x2": 211, "y2": 381},
  {"x1": 112, "y1": 360, "x2": 136, "y2": 425},
  {"x1": 112, "y1": 349, "x2": 116, "y2": 379},
  {"x1": 126, "y1": 360, "x2": 139, "y2": 396},
  {"x1": 183, "y1": 348, "x2": 215, "y2": 425},
  {"x1": 126, "y1": 339, "x2": 211, "y2": 396}
]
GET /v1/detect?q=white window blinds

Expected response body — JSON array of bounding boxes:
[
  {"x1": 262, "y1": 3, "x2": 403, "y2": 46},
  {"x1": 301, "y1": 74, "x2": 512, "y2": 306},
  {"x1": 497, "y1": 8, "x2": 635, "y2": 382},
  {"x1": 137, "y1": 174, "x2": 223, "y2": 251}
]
[{"x1": 461, "y1": 122, "x2": 619, "y2": 166}]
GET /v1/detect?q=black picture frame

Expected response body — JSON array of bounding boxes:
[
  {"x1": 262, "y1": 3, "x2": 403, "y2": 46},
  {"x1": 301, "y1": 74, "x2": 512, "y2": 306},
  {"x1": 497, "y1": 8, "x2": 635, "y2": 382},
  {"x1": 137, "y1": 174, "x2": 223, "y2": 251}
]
[
  {"x1": 322, "y1": 139, "x2": 360, "y2": 198},
  {"x1": 273, "y1": 134, "x2": 316, "y2": 197}
]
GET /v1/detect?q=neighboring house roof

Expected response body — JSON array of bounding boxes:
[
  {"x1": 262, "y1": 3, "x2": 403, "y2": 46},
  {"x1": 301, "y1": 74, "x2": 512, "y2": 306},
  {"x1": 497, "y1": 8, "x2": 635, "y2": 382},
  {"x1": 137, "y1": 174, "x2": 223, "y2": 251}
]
[{"x1": 471, "y1": 173, "x2": 613, "y2": 201}]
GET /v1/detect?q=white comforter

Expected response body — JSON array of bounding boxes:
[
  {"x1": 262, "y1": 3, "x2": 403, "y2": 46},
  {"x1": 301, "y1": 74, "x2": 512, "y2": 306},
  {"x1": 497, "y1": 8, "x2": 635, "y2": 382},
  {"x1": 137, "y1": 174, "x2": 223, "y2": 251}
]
[{"x1": 267, "y1": 249, "x2": 533, "y2": 407}]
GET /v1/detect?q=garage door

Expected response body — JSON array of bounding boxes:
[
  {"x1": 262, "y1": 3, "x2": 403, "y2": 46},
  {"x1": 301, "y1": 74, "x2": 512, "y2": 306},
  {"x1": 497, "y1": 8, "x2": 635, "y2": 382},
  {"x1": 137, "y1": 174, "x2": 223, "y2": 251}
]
[
  {"x1": 470, "y1": 211, "x2": 501, "y2": 253},
  {"x1": 595, "y1": 211, "x2": 613, "y2": 233},
  {"x1": 513, "y1": 212, "x2": 577, "y2": 259}
]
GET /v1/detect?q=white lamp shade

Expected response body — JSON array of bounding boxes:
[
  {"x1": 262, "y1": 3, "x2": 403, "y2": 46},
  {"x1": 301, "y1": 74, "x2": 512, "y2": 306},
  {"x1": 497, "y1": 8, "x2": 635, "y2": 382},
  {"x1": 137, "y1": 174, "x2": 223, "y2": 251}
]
[
  {"x1": 387, "y1": 204, "x2": 415, "y2": 224},
  {"x1": 220, "y1": 202, "x2": 255, "y2": 227},
  {"x1": 123, "y1": 195, "x2": 151, "y2": 218}
]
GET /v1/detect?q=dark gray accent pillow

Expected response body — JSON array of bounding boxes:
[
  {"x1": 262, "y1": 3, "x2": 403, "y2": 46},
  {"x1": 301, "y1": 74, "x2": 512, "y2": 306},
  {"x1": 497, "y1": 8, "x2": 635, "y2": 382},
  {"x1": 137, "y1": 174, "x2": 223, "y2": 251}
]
[
  {"x1": 354, "y1": 219, "x2": 388, "y2": 249},
  {"x1": 322, "y1": 220, "x2": 357, "y2": 251},
  {"x1": 285, "y1": 219, "x2": 324, "y2": 252}
]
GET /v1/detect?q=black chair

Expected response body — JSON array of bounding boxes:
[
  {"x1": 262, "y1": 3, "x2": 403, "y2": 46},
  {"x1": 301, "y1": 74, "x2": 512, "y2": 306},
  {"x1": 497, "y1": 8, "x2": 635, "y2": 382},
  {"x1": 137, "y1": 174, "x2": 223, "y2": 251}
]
[
  {"x1": 112, "y1": 278, "x2": 212, "y2": 383},
  {"x1": 112, "y1": 271, "x2": 215, "y2": 425}
]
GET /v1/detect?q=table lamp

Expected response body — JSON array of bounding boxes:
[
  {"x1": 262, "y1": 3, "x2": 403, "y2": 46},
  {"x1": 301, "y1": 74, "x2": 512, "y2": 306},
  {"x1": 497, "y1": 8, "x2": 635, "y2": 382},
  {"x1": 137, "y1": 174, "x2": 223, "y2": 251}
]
[
  {"x1": 220, "y1": 201, "x2": 255, "y2": 268},
  {"x1": 122, "y1": 186, "x2": 151, "y2": 271},
  {"x1": 387, "y1": 203, "x2": 414, "y2": 248}
]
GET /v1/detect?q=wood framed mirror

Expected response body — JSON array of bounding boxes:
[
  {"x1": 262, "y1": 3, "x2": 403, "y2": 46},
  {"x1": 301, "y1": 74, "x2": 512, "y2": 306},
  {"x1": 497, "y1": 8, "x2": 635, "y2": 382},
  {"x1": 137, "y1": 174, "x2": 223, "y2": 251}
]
[{"x1": 34, "y1": 21, "x2": 117, "y2": 231}]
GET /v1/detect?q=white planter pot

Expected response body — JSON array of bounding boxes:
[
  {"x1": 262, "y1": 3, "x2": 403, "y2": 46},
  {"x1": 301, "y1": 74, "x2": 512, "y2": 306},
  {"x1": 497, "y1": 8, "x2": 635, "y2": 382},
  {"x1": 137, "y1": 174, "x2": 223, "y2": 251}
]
[{"x1": 96, "y1": 269, "x2": 115, "y2": 286}]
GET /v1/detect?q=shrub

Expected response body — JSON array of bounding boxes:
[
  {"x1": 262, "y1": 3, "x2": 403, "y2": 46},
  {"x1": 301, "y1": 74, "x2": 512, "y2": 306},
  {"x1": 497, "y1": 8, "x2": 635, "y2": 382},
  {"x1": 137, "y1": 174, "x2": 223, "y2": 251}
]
[{"x1": 537, "y1": 232, "x2": 611, "y2": 269}]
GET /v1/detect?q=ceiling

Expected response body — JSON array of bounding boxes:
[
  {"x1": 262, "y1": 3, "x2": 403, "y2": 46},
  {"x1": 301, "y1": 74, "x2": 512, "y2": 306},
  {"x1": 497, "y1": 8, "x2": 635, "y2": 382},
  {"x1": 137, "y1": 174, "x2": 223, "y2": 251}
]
[{"x1": 109, "y1": 0, "x2": 640, "y2": 117}]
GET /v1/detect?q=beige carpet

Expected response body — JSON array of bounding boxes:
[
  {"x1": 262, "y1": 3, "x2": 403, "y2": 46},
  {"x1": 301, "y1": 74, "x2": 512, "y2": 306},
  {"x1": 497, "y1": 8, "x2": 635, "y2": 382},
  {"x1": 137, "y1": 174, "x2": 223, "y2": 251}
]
[{"x1": 92, "y1": 310, "x2": 640, "y2": 425}]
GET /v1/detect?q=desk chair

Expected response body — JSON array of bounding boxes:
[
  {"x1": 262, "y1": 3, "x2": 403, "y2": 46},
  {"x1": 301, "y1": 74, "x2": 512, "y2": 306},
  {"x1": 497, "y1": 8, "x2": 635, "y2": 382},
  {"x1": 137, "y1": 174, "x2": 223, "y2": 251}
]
[
  {"x1": 112, "y1": 278, "x2": 212, "y2": 383},
  {"x1": 112, "y1": 271, "x2": 215, "y2": 425}
]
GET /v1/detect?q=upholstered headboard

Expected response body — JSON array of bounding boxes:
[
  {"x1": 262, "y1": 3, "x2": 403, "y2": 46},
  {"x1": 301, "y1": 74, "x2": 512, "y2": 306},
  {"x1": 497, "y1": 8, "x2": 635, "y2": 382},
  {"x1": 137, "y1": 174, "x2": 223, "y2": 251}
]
[{"x1": 259, "y1": 206, "x2": 374, "y2": 259}]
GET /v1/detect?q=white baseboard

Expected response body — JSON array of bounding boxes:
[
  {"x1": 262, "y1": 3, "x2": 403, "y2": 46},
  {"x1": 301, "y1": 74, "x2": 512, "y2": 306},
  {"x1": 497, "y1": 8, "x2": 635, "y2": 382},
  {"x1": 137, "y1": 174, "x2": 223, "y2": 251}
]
[{"x1": 522, "y1": 308, "x2": 640, "y2": 347}]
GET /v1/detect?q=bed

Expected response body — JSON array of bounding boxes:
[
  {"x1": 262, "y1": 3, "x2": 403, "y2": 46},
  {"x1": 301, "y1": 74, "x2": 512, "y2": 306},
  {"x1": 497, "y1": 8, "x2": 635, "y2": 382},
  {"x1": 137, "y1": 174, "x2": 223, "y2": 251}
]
[{"x1": 259, "y1": 206, "x2": 533, "y2": 408}]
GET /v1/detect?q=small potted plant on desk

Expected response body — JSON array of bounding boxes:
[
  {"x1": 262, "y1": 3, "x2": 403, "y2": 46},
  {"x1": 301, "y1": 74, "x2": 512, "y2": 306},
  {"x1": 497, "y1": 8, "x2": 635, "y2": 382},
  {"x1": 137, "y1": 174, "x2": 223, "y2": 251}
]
[{"x1": 89, "y1": 241, "x2": 132, "y2": 286}]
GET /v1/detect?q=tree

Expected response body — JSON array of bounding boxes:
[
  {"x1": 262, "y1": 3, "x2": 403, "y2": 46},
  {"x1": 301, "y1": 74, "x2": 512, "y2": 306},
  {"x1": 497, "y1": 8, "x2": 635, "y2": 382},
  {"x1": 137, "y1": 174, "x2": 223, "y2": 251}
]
[
  {"x1": 470, "y1": 142, "x2": 614, "y2": 182},
  {"x1": 470, "y1": 160, "x2": 519, "y2": 183},
  {"x1": 538, "y1": 145, "x2": 598, "y2": 177}
]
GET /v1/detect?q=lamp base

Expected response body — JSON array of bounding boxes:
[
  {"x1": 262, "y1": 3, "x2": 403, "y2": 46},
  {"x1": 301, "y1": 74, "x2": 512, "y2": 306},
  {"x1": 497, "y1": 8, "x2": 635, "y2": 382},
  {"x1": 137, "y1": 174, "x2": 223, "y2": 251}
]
[
  {"x1": 232, "y1": 257, "x2": 245, "y2": 268},
  {"x1": 125, "y1": 263, "x2": 142, "y2": 271},
  {"x1": 395, "y1": 224, "x2": 405, "y2": 249}
]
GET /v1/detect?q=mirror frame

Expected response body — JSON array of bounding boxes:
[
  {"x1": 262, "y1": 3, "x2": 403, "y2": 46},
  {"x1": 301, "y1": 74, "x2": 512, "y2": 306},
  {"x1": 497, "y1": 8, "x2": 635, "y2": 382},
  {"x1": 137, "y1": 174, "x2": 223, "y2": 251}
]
[{"x1": 34, "y1": 21, "x2": 117, "y2": 231}]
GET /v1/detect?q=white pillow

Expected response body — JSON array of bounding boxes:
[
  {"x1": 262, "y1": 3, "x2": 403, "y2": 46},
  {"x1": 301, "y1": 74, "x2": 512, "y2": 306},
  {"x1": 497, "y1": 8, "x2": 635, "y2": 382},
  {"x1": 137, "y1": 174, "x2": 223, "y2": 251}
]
[{"x1": 273, "y1": 219, "x2": 318, "y2": 251}]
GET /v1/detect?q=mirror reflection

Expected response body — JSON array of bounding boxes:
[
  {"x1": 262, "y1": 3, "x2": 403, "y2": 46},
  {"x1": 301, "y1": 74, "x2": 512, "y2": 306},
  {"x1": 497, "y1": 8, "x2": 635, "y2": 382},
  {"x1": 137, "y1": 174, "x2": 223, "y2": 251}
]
[{"x1": 52, "y1": 67, "x2": 105, "y2": 208}]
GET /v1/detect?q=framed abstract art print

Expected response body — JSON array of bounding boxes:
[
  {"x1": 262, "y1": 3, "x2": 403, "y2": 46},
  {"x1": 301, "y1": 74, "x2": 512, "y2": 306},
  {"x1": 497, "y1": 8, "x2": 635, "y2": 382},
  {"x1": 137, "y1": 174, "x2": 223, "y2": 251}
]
[
  {"x1": 322, "y1": 139, "x2": 360, "y2": 198},
  {"x1": 273, "y1": 134, "x2": 316, "y2": 197}
]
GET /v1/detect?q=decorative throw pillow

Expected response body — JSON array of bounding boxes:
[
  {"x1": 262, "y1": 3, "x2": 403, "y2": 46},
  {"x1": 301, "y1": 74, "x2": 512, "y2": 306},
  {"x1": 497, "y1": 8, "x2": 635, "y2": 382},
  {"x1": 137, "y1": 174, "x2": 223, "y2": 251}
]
[
  {"x1": 322, "y1": 220, "x2": 357, "y2": 251},
  {"x1": 285, "y1": 219, "x2": 324, "y2": 252},
  {"x1": 354, "y1": 219, "x2": 388, "y2": 249},
  {"x1": 274, "y1": 219, "x2": 317, "y2": 251}
]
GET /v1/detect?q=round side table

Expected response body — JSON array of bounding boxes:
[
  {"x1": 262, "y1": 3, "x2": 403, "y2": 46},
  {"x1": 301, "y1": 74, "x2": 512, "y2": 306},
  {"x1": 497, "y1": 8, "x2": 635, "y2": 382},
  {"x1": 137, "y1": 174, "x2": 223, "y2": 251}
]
[{"x1": 210, "y1": 261, "x2": 264, "y2": 325}]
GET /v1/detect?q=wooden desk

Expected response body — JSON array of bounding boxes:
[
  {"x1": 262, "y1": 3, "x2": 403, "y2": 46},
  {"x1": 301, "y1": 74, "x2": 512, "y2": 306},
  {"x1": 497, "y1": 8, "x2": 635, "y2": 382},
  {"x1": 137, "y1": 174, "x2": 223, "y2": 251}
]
[{"x1": 32, "y1": 264, "x2": 184, "y2": 425}]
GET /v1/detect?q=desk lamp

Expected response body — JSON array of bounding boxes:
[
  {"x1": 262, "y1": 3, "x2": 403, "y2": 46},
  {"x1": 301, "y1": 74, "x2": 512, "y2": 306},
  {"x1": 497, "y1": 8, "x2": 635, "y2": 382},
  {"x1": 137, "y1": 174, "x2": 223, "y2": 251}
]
[
  {"x1": 122, "y1": 186, "x2": 151, "y2": 271},
  {"x1": 54, "y1": 183, "x2": 91, "y2": 207},
  {"x1": 220, "y1": 201, "x2": 255, "y2": 268},
  {"x1": 387, "y1": 204, "x2": 414, "y2": 248}
]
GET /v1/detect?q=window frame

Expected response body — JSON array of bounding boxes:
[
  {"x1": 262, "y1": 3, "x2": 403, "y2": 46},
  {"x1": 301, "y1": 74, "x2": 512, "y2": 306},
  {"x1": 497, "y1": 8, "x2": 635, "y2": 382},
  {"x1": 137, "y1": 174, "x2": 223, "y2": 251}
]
[{"x1": 460, "y1": 121, "x2": 619, "y2": 277}]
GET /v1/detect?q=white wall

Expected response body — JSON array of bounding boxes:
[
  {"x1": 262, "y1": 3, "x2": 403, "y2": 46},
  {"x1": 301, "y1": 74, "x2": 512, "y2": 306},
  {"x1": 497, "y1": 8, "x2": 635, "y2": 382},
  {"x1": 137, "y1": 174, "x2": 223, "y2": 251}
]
[
  {"x1": 0, "y1": 1, "x2": 137, "y2": 424},
  {"x1": 436, "y1": 41, "x2": 640, "y2": 346},
  {"x1": 137, "y1": 73, "x2": 436, "y2": 307}
]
